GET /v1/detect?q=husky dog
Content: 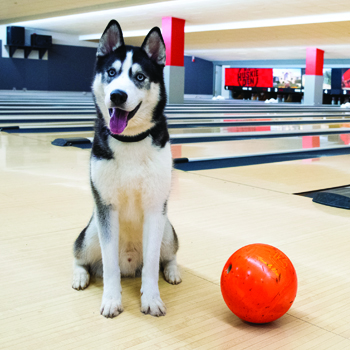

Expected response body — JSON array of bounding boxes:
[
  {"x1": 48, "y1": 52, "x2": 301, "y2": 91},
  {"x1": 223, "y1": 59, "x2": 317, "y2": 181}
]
[{"x1": 72, "y1": 20, "x2": 181, "y2": 318}]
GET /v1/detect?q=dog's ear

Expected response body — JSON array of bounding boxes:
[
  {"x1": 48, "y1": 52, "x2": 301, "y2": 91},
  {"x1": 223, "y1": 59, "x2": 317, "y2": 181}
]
[
  {"x1": 141, "y1": 27, "x2": 166, "y2": 65},
  {"x1": 97, "y1": 20, "x2": 124, "y2": 57}
]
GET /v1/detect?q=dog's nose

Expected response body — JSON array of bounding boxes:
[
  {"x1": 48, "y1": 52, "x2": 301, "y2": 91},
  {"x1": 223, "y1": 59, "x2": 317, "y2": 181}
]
[{"x1": 110, "y1": 89, "x2": 128, "y2": 105}]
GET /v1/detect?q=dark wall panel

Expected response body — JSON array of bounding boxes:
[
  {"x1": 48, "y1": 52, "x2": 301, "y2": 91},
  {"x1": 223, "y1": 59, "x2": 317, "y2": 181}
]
[
  {"x1": 24, "y1": 59, "x2": 49, "y2": 90},
  {"x1": 47, "y1": 44, "x2": 96, "y2": 91},
  {"x1": 0, "y1": 41, "x2": 27, "y2": 90},
  {"x1": 184, "y1": 56, "x2": 213, "y2": 95},
  {"x1": 0, "y1": 58, "x2": 26, "y2": 90},
  {"x1": 0, "y1": 40, "x2": 96, "y2": 92},
  {"x1": 331, "y1": 68, "x2": 342, "y2": 91}
]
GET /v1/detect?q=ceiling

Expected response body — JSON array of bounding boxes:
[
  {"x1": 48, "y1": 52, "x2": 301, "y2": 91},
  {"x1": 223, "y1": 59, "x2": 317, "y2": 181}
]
[{"x1": 2, "y1": 0, "x2": 350, "y2": 62}]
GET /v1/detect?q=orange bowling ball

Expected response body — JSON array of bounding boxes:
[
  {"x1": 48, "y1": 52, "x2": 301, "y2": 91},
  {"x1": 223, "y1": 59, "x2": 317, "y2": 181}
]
[{"x1": 221, "y1": 244, "x2": 297, "y2": 324}]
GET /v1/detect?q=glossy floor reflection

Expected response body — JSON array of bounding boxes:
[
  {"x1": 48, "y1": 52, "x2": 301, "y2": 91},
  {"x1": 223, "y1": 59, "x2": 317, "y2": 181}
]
[
  {"x1": 10, "y1": 130, "x2": 350, "y2": 164},
  {"x1": 3, "y1": 116, "x2": 350, "y2": 129},
  {"x1": 171, "y1": 134, "x2": 350, "y2": 160},
  {"x1": 168, "y1": 123, "x2": 350, "y2": 135},
  {"x1": 168, "y1": 116, "x2": 350, "y2": 123}
]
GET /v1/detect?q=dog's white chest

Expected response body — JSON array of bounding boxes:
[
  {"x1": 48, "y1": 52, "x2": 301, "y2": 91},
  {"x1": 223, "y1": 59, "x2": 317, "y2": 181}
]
[
  {"x1": 90, "y1": 137, "x2": 172, "y2": 211},
  {"x1": 90, "y1": 137, "x2": 172, "y2": 274}
]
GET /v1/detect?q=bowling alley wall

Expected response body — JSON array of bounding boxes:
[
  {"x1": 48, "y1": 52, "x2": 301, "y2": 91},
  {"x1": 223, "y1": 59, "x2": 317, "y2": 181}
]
[
  {"x1": 1, "y1": 31, "x2": 350, "y2": 104},
  {"x1": 0, "y1": 38, "x2": 214, "y2": 95}
]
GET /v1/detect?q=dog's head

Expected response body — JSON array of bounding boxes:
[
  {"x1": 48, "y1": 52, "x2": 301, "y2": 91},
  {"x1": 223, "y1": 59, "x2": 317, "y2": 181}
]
[{"x1": 92, "y1": 20, "x2": 166, "y2": 136}]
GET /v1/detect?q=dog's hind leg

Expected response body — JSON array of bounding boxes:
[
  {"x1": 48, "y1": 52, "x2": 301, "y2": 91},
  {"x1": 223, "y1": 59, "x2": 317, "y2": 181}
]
[
  {"x1": 160, "y1": 219, "x2": 182, "y2": 285},
  {"x1": 72, "y1": 214, "x2": 101, "y2": 290}
]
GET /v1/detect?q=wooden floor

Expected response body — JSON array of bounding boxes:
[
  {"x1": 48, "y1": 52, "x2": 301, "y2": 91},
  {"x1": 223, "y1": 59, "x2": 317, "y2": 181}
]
[{"x1": 1, "y1": 131, "x2": 350, "y2": 349}]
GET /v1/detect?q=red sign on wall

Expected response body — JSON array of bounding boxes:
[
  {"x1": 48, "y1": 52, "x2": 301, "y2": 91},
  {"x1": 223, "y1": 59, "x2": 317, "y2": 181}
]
[
  {"x1": 342, "y1": 69, "x2": 350, "y2": 89},
  {"x1": 225, "y1": 68, "x2": 273, "y2": 88}
]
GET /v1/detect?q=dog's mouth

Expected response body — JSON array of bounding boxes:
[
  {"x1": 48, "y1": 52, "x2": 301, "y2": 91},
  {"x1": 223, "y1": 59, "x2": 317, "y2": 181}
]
[{"x1": 108, "y1": 103, "x2": 142, "y2": 135}]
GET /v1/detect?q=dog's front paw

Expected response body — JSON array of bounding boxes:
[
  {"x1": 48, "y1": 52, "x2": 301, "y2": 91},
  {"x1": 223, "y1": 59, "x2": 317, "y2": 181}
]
[
  {"x1": 164, "y1": 264, "x2": 182, "y2": 285},
  {"x1": 72, "y1": 270, "x2": 90, "y2": 290},
  {"x1": 100, "y1": 297, "x2": 123, "y2": 318},
  {"x1": 141, "y1": 293, "x2": 166, "y2": 317}
]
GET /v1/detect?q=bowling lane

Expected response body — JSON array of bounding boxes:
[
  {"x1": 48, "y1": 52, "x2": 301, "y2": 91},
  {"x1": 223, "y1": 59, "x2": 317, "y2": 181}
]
[
  {"x1": 0, "y1": 109, "x2": 95, "y2": 115},
  {"x1": 166, "y1": 112, "x2": 350, "y2": 119},
  {"x1": 0, "y1": 104, "x2": 94, "y2": 108},
  {"x1": 0, "y1": 115, "x2": 96, "y2": 125},
  {"x1": 165, "y1": 106, "x2": 345, "y2": 114},
  {"x1": 16, "y1": 131, "x2": 94, "y2": 143},
  {"x1": 168, "y1": 123, "x2": 350, "y2": 136},
  {"x1": 170, "y1": 134, "x2": 350, "y2": 160},
  {"x1": 2, "y1": 110, "x2": 348, "y2": 119},
  {"x1": 1, "y1": 114, "x2": 349, "y2": 126},
  {"x1": 0, "y1": 121, "x2": 95, "y2": 128},
  {"x1": 192, "y1": 154, "x2": 350, "y2": 194},
  {"x1": 168, "y1": 116, "x2": 350, "y2": 127},
  {"x1": 3, "y1": 115, "x2": 350, "y2": 130}
]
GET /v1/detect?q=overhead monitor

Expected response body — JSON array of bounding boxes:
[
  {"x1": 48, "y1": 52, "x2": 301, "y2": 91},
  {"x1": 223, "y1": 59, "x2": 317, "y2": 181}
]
[
  {"x1": 225, "y1": 68, "x2": 273, "y2": 88},
  {"x1": 342, "y1": 68, "x2": 350, "y2": 90},
  {"x1": 323, "y1": 69, "x2": 331, "y2": 89},
  {"x1": 225, "y1": 68, "x2": 303, "y2": 89},
  {"x1": 272, "y1": 69, "x2": 302, "y2": 89}
]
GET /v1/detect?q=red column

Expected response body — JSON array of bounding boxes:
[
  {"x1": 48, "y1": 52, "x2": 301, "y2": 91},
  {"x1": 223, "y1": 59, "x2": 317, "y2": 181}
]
[
  {"x1": 161, "y1": 17, "x2": 185, "y2": 66},
  {"x1": 304, "y1": 48, "x2": 324, "y2": 105},
  {"x1": 161, "y1": 17, "x2": 186, "y2": 104},
  {"x1": 305, "y1": 48, "x2": 324, "y2": 76}
]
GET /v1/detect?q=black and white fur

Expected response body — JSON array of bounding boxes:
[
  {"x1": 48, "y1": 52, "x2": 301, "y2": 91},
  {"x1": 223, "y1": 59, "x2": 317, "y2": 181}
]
[{"x1": 72, "y1": 20, "x2": 181, "y2": 318}]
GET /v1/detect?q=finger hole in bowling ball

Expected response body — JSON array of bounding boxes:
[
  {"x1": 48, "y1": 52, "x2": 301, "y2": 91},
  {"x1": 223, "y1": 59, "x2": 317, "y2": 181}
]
[{"x1": 227, "y1": 264, "x2": 232, "y2": 274}]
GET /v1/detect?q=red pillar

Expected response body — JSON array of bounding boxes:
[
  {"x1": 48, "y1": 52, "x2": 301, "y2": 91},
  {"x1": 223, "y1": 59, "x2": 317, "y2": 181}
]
[
  {"x1": 161, "y1": 17, "x2": 186, "y2": 104},
  {"x1": 304, "y1": 48, "x2": 324, "y2": 105},
  {"x1": 162, "y1": 17, "x2": 185, "y2": 67},
  {"x1": 305, "y1": 48, "x2": 324, "y2": 76}
]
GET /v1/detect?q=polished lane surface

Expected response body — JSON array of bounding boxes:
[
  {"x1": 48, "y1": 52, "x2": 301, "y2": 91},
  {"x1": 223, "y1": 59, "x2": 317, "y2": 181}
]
[
  {"x1": 170, "y1": 134, "x2": 350, "y2": 160},
  {"x1": 3, "y1": 116, "x2": 350, "y2": 130}
]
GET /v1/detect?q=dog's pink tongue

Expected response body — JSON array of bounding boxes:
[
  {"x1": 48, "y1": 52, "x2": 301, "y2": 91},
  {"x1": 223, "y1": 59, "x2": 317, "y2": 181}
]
[{"x1": 109, "y1": 108, "x2": 129, "y2": 134}]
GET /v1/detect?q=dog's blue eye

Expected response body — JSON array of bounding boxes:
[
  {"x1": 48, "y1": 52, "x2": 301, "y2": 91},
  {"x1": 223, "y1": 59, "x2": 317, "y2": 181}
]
[
  {"x1": 108, "y1": 68, "x2": 116, "y2": 77},
  {"x1": 136, "y1": 74, "x2": 145, "y2": 82}
]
